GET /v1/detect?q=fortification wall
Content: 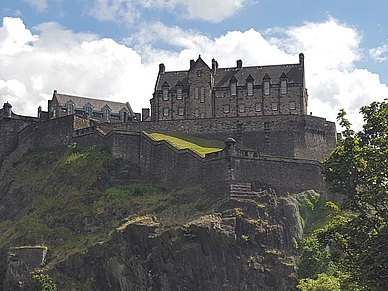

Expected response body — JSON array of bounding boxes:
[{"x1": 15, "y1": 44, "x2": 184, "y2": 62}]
[
  {"x1": 99, "y1": 114, "x2": 336, "y2": 161},
  {"x1": 0, "y1": 118, "x2": 36, "y2": 167}
]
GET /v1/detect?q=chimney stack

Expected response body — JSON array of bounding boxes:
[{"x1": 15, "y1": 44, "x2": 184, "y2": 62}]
[
  {"x1": 212, "y1": 58, "x2": 218, "y2": 74},
  {"x1": 3, "y1": 102, "x2": 12, "y2": 118},
  {"x1": 190, "y1": 59, "x2": 195, "y2": 69},
  {"x1": 299, "y1": 53, "x2": 304, "y2": 67},
  {"x1": 159, "y1": 63, "x2": 165, "y2": 74},
  {"x1": 236, "y1": 59, "x2": 242, "y2": 69}
]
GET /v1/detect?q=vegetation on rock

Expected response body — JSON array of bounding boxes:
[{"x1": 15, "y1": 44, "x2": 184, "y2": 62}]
[{"x1": 297, "y1": 100, "x2": 388, "y2": 290}]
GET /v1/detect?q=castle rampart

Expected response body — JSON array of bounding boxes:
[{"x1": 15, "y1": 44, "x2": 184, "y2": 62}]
[{"x1": 99, "y1": 114, "x2": 336, "y2": 161}]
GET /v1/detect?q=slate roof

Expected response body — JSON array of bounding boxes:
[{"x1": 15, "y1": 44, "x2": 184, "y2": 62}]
[
  {"x1": 53, "y1": 92, "x2": 134, "y2": 115},
  {"x1": 155, "y1": 61, "x2": 303, "y2": 91}
]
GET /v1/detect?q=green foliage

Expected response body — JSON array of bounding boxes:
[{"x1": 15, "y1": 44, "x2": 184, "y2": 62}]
[
  {"x1": 241, "y1": 234, "x2": 249, "y2": 242},
  {"x1": 320, "y1": 100, "x2": 388, "y2": 290},
  {"x1": 32, "y1": 274, "x2": 57, "y2": 291},
  {"x1": 297, "y1": 273, "x2": 340, "y2": 291},
  {"x1": 181, "y1": 223, "x2": 197, "y2": 239},
  {"x1": 298, "y1": 233, "x2": 336, "y2": 279}
]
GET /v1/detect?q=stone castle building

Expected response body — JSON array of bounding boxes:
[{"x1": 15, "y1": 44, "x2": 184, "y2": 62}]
[
  {"x1": 48, "y1": 90, "x2": 136, "y2": 123},
  {"x1": 0, "y1": 53, "x2": 337, "y2": 195},
  {"x1": 151, "y1": 54, "x2": 307, "y2": 121}
]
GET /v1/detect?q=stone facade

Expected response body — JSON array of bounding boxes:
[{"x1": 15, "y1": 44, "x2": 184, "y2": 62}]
[
  {"x1": 151, "y1": 54, "x2": 307, "y2": 121},
  {"x1": 48, "y1": 90, "x2": 135, "y2": 123}
]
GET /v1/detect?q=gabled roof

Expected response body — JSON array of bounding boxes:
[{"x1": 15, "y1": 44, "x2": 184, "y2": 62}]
[
  {"x1": 53, "y1": 92, "x2": 134, "y2": 115},
  {"x1": 154, "y1": 59, "x2": 304, "y2": 91}
]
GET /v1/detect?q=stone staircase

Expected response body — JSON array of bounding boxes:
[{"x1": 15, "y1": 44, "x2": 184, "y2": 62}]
[{"x1": 229, "y1": 182, "x2": 259, "y2": 199}]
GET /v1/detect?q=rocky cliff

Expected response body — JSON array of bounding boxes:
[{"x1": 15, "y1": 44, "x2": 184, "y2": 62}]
[{"x1": 0, "y1": 145, "x2": 314, "y2": 291}]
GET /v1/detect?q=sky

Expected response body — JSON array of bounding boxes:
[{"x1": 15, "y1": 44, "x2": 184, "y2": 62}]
[{"x1": 1, "y1": 0, "x2": 388, "y2": 129}]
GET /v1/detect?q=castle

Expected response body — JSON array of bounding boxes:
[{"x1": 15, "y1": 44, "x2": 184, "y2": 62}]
[{"x1": 0, "y1": 54, "x2": 337, "y2": 195}]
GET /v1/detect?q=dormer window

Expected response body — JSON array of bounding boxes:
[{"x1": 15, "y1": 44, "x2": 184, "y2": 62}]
[
  {"x1": 177, "y1": 88, "x2": 182, "y2": 100},
  {"x1": 103, "y1": 108, "x2": 111, "y2": 122},
  {"x1": 176, "y1": 81, "x2": 183, "y2": 100},
  {"x1": 263, "y1": 74, "x2": 271, "y2": 96},
  {"x1": 85, "y1": 103, "x2": 93, "y2": 118},
  {"x1": 162, "y1": 81, "x2": 170, "y2": 101},
  {"x1": 163, "y1": 88, "x2": 169, "y2": 101},
  {"x1": 281, "y1": 80, "x2": 287, "y2": 95},
  {"x1": 120, "y1": 109, "x2": 128, "y2": 122},
  {"x1": 66, "y1": 101, "x2": 74, "y2": 115},
  {"x1": 246, "y1": 75, "x2": 254, "y2": 96},
  {"x1": 230, "y1": 76, "x2": 237, "y2": 96},
  {"x1": 264, "y1": 81, "x2": 270, "y2": 95},
  {"x1": 247, "y1": 82, "x2": 253, "y2": 96},
  {"x1": 280, "y1": 73, "x2": 288, "y2": 95}
]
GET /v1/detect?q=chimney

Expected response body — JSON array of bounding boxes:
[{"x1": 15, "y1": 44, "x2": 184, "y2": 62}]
[
  {"x1": 142, "y1": 108, "x2": 150, "y2": 121},
  {"x1": 3, "y1": 102, "x2": 12, "y2": 118},
  {"x1": 236, "y1": 59, "x2": 242, "y2": 69},
  {"x1": 159, "y1": 63, "x2": 165, "y2": 74},
  {"x1": 190, "y1": 59, "x2": 195, "y2": 69},
  {"x1": 299, "y1": 53, "x2": 304, "y2": 67},
  {"x1": 212, "y1": 58, "x2": 218, "y2": 74}
]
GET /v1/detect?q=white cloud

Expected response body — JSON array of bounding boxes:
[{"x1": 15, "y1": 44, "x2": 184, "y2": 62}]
[
  {"x1": 87, "y1": 0, "x2": 250, "y2": 24},
  {"x1": 0, "y1": 17, "x2": 38, "y2": 55},
  {"x1": 369, "y1": 43, "x2": 388, "y2": 62},
  {"x1": 1, "y1": 16, "x2": 387, "y2": 131},
  {"x1": 22, "y1": 0, "x2": 49, "y2": 12},
  {"x1": 130, "y1": 20, "x2": 388, "y2": 129},
  {"x1": 0, "y1": 17, "x2": 154, "y2": 116}
]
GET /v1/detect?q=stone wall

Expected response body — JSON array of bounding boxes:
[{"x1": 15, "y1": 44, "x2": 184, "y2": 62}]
[
  {"x1": 0, "y1": 117, "x2": 37, "y2": 167},
  {"x1": 100, "y1": 114, "x2": 336, "y2": 161}
]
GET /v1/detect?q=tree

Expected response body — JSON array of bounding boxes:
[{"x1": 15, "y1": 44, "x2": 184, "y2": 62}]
[
  {"x1": 32, "y1": 274, "x2": 57, "y2": 291},
  {"x1": 321, "y1": 100, "x2": 388, "y2": 290}
]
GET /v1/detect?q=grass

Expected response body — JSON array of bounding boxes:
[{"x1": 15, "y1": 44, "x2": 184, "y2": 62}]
[
  {"x1": 148, "y1": 132, "x2": 223, "y2": 157},
  {"x1": 1, "y1": 144, "x2": 221, "y2": 273}
]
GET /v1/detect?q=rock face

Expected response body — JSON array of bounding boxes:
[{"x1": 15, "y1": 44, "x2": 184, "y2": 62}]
[{"x1": 52, "y1": 190, "x2": 302, "y2": 291}]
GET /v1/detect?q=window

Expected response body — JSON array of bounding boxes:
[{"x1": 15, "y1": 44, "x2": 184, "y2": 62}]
[
  {"x1": 264, "y1": 81, "x2": 270, "y2": 95},
  {"x1": 194, "y1": 88, "x2": 199, "y2": 99},
  {"x1": 271, "y1": 102, "x2": 278, "y2": 111},
  {"x1": 163, "y1": 108, "x2": 169, "y2": 116},
  {"x1": 85, "y1": 106, "x2": 92, "y2": 117},
  {"x1": 281, "y1": 80, "x2": 287, "y2": 95},
  {"x1": 200, "y1": 113, "x2": 205, "y2": 118},
  {"x1": 51, "y1": 106, "x2": 57, "y2": 118},
  {"x1": 177, "y1": 88, "x2": 182, "y2": 100},
  {"x1": 264, "y1": 122, "x2": 271, "y2": 131},
  {"x1": 247, "y1": 81, "x2": 253, "y2": 96},
  {"x1": 200, "y1": 88, "x2": 205, "y2": 103},
  {"x1": 255, "y1": 103, "x2": 261, "y2": 112},
  {"x1": 163, "y1": 88, "x2": 169, "y2": 101},
  {"x1": 289, "y1": 101, "x2": 296, "y2": 110},
  {"x1": 239, "y1": 104, "x2": 245, "y2": 113},
  {"x1": 223, "y1": 105, "x2": 230, "y2": 113},
  {"x1": 194, "y1": 109, "x2": 199, "y2": 118},
  {"x1": 121, "y1": 111, "x2": 128, "y2": 122},
  {"x1": 66, "y1": 103, "x2": 74, "y2": 115},
  {"x1": 231, "y1": 82, "x2": 237, "y2": 96},
  {"x1": 103, "y1": 108, "x2": 110, "y2": 122},
  {"x1": 178, "y1": 107, "x2": 184, "y2": 116},
  {"x1": 197, "y1": 70, "x2": 202, "y2": 77}
]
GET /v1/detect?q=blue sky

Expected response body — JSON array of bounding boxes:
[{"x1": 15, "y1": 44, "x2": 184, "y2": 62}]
[{"x1": 1, "y1": 0, "x2": 388, "y2": 128}]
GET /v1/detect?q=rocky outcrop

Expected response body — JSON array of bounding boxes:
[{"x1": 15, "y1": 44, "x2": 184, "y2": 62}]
[{"x1": 51, "y1": 189, "x2": 303, "y2": 291}]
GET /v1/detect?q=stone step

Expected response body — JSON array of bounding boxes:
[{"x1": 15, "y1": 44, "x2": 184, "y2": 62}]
[{"x1": 230, "y1": 194, "x2": 259, "y2": 199}]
